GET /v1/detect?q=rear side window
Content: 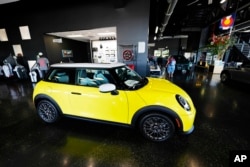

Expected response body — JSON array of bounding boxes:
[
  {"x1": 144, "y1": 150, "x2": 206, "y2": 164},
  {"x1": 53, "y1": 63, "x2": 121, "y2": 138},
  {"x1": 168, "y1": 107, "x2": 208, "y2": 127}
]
[{"x1": 47, "y1": 68, "x2": 75, "y2": 84}]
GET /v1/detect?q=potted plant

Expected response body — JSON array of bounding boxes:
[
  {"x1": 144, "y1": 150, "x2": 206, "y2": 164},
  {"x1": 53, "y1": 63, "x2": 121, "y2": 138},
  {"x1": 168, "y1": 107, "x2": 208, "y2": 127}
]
[
  {"x1": 209, "y1": 34, "x2": 235, "y2": 58},
  {"x1": 200, "y1": 33, "x2": 236, "y2": 73}
]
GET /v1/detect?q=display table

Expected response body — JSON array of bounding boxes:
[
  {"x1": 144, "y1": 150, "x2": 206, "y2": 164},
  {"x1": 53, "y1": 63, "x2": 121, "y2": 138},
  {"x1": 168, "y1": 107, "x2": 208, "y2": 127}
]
[{"x1": 150, "y1": 65, "x2": 161, "y2": 77}]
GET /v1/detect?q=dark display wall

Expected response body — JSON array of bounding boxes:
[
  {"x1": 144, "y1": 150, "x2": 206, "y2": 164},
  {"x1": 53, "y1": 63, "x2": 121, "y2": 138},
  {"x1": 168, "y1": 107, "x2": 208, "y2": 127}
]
[
  {"x1": 0, "y1": 0, "x2": 150, "y2": 76},
  {"x1": 43, "y1": 35, "x2": 90, "y2": 64}
]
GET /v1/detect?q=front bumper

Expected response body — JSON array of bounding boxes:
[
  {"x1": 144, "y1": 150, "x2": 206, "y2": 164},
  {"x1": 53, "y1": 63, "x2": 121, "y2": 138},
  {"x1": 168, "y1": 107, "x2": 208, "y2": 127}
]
[{"x1": 182, "y1": 125, "x2": 195, "y2": 135}]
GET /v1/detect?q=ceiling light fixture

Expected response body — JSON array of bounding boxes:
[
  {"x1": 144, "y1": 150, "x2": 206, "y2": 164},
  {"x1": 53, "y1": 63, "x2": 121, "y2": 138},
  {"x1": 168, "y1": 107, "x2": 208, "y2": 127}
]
[
  {"x1": 242, "y1": 29, "x2": 250, "y2": 32},
  {"x1": 208, "y1": 0, "x2": 213, "y2": 5},
  {"x1": 0, "y1": 0, "x2": 19, "y2": 5},
  {"x1": 97, "y1": 32, "x2": 116, "y2": 36},
  {"x1": 220, "y1": 0, "x2": 226, "y2": 4},
  {"x1": 161, "y1": 35, "x2": 188, "y2": 39},
  {"x1": 67, "y1": 34, "x2": 83, "y2": 38},
  {"x1": 187, "y1": 0, "x2": 199, "y2": 6},
  {"x1": 155, "y1": 26, "x2": 159, "y2": 34}
]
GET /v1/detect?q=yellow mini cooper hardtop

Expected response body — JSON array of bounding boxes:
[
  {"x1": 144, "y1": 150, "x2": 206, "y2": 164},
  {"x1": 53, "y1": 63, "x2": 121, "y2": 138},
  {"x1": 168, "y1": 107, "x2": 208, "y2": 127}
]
[{"x1": 33, "y1": 63, "x2": 196, "y2": 142}]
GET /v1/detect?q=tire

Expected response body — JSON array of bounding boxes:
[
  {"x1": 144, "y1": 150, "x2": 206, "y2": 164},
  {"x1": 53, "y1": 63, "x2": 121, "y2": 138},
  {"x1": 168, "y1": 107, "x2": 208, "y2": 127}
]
[
  {"x1": 220, "y1": 72, "x2": 230, "y2": 83},
  {"x1": 37, "y1": 100, "x2": 60, "y2": 123},
  {"x1": 139, "y1": 113, "x2": 175, "y2": 142}
]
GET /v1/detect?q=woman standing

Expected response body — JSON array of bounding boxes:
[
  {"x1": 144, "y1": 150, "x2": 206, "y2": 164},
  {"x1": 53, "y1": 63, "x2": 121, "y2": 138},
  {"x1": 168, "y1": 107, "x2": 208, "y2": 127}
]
[{"x1": 166, "y1": 55, "x2": 176, "y2": 78}]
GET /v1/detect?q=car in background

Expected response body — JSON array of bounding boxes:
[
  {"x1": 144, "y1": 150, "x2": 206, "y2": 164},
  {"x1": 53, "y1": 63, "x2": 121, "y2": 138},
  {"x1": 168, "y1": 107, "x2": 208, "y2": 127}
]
[
  {"x1": 173, "y1": 55, "x2": 192, "y2": 74},
  {"x1": 33, "y1": 63, "x2": 196, "y2": 142},
  {"x1": 220, "y1": 61, "x2": 250, "y2": 84}
]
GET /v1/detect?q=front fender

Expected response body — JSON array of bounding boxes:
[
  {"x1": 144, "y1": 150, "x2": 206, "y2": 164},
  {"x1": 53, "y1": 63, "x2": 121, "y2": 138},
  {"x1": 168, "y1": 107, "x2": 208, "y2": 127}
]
[{"x1": 131, "y1": 105, "x2": 183, "y2": 131}]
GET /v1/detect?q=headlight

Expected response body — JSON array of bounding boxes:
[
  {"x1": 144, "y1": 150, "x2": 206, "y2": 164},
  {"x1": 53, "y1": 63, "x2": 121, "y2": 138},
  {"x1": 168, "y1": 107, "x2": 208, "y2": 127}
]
[{"x1": 176, "y1": 95, "x2": 191, "y2": 111}]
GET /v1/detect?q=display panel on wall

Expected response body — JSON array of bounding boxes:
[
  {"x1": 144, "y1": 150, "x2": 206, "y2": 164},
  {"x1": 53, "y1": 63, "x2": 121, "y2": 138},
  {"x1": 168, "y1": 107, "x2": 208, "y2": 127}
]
[
  {"x1": 92, "y1": 40, "x2": 117, "y2": 63},
  {"x1": 154, "y1": 49, "x2": 169, "y2": 58},
  {"x1": 62, "y1": 50, "x2": 73, "y2": 58}
]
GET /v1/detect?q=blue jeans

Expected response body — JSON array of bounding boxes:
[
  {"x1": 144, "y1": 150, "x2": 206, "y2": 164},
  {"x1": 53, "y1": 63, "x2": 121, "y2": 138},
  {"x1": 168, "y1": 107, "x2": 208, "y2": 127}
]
[{"x1": 167, "y1": 65, "x2": 175, "y2": 74}]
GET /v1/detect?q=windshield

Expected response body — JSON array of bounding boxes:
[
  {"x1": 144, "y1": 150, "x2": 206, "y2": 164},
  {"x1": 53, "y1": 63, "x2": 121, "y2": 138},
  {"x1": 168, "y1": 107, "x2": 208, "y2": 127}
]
[{"x1": 115, "y1": 66, "x2": 147, "y2": 89}]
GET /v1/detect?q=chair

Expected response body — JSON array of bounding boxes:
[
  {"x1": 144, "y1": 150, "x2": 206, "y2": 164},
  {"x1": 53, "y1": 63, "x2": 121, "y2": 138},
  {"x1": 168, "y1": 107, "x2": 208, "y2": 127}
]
[
  {"x1": 79, "y1": 70, "x2": 97, "y2": 86},
  {"x1": 94, "y1": 70, "x2": 109, "y2": 84},
  {"x1": 56, "y1": 72, "x2": 69, "y2": 83}
]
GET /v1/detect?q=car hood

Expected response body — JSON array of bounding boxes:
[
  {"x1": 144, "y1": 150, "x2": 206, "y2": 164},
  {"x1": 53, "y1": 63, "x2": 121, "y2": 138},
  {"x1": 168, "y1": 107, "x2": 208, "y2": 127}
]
[
  {"x1": 139, "y1": 77, "x2": 189, "y2": 97},
  {"x1": 133, "y1": 77, "x2": 194, "y2": 110}
]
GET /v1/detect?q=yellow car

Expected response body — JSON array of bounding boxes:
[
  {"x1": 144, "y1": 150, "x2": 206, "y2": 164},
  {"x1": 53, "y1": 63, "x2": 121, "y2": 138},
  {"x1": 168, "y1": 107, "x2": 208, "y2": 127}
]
[{"x1": 33, "y1": 63, "x2": 196, "y2": 142}]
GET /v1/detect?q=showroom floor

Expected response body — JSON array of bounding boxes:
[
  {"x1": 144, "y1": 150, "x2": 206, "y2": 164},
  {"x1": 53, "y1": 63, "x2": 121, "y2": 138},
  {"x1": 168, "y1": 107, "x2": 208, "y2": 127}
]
[{"x1": 0, "y1": 71, "x2": 249, "y2": 167}]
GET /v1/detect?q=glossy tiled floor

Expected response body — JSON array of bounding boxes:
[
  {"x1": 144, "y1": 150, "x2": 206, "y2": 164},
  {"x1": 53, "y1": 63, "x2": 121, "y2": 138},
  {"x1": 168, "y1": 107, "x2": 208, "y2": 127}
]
[{"x1": 0, "y1": 71, "x2": 249, "y2": 167}]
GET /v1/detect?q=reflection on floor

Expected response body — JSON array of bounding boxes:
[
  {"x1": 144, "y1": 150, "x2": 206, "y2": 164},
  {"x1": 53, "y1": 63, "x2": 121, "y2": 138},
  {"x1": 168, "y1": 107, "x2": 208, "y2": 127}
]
[{"x1": 0, "y1": 72, "x2": 249, "y2": 167}]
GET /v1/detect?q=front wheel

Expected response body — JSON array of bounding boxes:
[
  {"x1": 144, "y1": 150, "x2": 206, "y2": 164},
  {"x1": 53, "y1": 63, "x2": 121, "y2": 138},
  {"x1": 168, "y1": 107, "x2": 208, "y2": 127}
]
[
  {"x1": 139, "y1": 113, "x2": 175, "y2": 142},
  {"x1": 37, "y1": 100, "x2": 60, "y2": 123},
  {"x1": 220, "y1": 72, "x2": 230, "y2": 83}
]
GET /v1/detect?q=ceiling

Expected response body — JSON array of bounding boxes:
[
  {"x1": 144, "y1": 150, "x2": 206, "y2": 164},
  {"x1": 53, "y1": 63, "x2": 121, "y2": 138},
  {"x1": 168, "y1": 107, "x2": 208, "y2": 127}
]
[
  {"x1": 47, "y1": 27, "x2": 117, "y2": 42},
  {"x1": 1, "y1": 0, "x2": 250, "y2": 42},
  {"x1": 149, "y1": 0, "x2": 250, "y2": 41}
]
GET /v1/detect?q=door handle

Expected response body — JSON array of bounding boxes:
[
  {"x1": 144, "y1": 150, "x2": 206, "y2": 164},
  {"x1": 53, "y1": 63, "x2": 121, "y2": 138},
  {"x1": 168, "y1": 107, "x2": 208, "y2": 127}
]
[{"x1": 71, "y1": 92, "x2": 81, "y2": 95}]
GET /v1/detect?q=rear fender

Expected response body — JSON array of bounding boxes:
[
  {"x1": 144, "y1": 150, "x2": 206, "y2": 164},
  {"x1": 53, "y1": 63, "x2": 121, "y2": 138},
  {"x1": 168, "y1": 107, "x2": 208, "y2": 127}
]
[{"x1": 34, "y1": 94, "x2": 63, "y2": 115}]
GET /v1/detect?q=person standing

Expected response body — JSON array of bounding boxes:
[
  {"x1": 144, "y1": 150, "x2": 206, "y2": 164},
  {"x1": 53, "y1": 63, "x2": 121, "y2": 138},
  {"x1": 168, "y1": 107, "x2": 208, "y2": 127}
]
[
  {"x1": 166, "y1": 55, "x2": 176, "y2": 78},
  {"x1": 157, "y1": 55, "x2": 164, "y2": 70},
  {"x1": 36, "y1": 52, "x2": 49, "y2": 78}
]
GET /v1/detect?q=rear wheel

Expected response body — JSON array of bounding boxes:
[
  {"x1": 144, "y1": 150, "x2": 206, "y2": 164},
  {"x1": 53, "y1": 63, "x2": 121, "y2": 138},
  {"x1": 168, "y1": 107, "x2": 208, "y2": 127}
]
[
  {"x1": 37, "y1": 100, "x2": 60, "y2": 123},
  {"x1": 139, "y1": 113, "x2": 175, "y2": 142}
]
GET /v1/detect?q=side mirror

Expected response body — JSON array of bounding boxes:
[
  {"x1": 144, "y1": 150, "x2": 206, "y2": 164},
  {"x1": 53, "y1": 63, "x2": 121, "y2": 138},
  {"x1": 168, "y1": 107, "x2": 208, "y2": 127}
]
[{"x1": 99, "y1": 83, "x2": 119, "y2": 95}]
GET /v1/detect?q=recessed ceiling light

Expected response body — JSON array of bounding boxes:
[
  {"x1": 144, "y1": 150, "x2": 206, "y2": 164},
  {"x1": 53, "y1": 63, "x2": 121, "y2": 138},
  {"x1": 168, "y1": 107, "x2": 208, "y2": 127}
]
[
  {"x1": 97, "y1": 32, "x2": 116, "y2": 36},
  {"x1": 155, "y1": 26, "x2": 159, "y2": 34},
  {"x1": 220, "y1": 0, "x2": 226, "y2": 4},
  {"x1": 67, "y1": 34, "x2": 83, "y2": 38},
  {"x1": 0, "y1": 0, "x2": 19, "y2": 5}
]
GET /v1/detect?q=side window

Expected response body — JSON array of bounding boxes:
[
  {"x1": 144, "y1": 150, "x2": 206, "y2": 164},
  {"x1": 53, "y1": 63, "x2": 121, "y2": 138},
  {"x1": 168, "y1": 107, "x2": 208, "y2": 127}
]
[
  {"x1": 93, "y1": 70, "x2": 110, "y2": 84},
  {"x1": 77, "y1": 69, "x2": 97, "y2": 87},
  {"x1": 76, "y1": 68, "x2": 113, "y2": 87},
  {"x1": 47, "y1": 68, "x2": 73, "y2": 84}
]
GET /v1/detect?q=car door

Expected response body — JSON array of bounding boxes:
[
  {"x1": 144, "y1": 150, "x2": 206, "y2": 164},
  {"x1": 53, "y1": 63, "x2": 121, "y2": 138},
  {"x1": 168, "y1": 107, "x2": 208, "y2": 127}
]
[
  {"x1": 239, "y1": 64, "x2": 250, "y2": 84},
  {"x1": 68, "y1": 85, "x2": 129, "y2": 124},
  {"x1": 68, "y1": 68, "x2": 129, "y2": 124},
  {"x1": 231, "y1": 64, "x2": 250, "y2": 83}
]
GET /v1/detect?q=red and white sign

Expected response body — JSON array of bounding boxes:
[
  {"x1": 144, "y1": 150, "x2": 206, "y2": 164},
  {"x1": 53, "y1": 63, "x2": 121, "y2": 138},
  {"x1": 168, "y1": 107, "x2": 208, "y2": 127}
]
[
  {"x1": 123, "y1": 50, "x2": 133, "y2": 61},
  {"x1": 219, "y1": 13, "x2": 235, "y2": 30}
]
